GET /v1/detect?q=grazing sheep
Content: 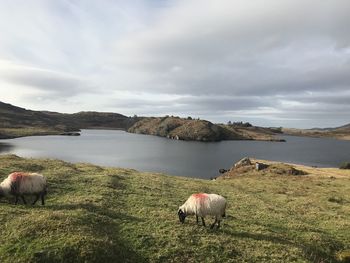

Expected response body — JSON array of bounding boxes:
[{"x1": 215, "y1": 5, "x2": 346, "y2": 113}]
[
  {"x1": 0, "y1": 172, "x2": 47, "y2": 205},
  {"x1": 178, "y1": 193, "x2": 227, "y2": 229}
]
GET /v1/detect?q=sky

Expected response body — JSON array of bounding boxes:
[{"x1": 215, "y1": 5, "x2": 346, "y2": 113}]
[{"x1": 0, "y1": 0, "x2": 349, "y2": 128}]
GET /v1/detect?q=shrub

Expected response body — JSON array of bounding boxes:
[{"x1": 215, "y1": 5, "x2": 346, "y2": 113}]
[
  {"x1": 340, "y1": 162, "x2": 350, "y2": 169},
  {"x1": 328, "y1": 196, "x2": 344, "y2": 204}
]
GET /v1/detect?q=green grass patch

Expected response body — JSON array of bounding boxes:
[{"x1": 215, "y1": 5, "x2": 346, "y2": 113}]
[{"x1": 0, "y1": 154, "x2": 349, "y2": 262}]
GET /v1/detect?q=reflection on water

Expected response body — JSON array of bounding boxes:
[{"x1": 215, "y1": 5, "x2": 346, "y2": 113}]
[
  {"x1": 0, "y1": 142, "x2": 14, "y2": 153},
  {"x1": 0, "y1": 130, "x2": 349, "y2": 179}
]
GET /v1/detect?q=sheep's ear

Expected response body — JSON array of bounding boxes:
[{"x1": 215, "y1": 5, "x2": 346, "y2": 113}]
[{"x1": 178, "y1": 209, "x2": 185, "y2": 216}]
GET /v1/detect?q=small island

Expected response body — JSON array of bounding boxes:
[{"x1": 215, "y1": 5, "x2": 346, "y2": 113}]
[{"x1": 128, "y1": 116, "x2": 284, "y2": 142}]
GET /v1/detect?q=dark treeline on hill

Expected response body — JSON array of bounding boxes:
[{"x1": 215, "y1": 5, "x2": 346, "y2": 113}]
[{"x1": 227, "y1": 121, "x2": 252, "y2": 127}]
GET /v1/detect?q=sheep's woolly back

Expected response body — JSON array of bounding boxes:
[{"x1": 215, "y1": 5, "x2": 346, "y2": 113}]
[
  {"x1": 0, "y1": 172, "x2": 47, "y2": 195},
  {"x1": 179, "y1": 193, "x2": 226, "y2": 219}
]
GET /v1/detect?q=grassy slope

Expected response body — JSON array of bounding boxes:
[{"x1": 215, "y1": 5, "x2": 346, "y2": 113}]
[{"x1": 0, "y1": 155, "x2": 349, "y2": 262}]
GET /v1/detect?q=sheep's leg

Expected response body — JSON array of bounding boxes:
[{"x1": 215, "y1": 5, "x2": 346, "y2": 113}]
[
  {"x1": 217, "y1": 220, "x2": 221, "y2": 229},
  {"x1": 201, "y1": 217, "x2": 206, "y2": 227},
  {"x1": 41, "y1": 193, "x2": 45, "y2": 205},
  {"x1": 15, "y1": 195, "x2": 19, "y2": 205},
  {"x1": 32, "y1": 194, "x2": 40, "y2": 205},
  {"x1": 21, "y1": 195, "x2": 27, "y2": 204},
  {"x1": 210, "y1": 218, "x2": 218, "y2": 229},
  {"x1": 196, "y1": 215, "x2": 199, "y2": 224}
]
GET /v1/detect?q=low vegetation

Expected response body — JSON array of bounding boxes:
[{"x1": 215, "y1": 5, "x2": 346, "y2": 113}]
[{"x1": 0, "y1": 155, "x2": 349, "y2": 262}]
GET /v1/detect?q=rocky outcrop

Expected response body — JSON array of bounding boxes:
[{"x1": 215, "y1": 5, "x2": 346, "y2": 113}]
[
  {"x1": 255, "y1": 162, "x2": 269, "y2": 171},
  {"x1": 233, "y1": 157, "x2": 252, "y2": 169},
  {"x1": 217, "y1": 158, "x2": 308, "y2": 179},
  {"x1": 60, "y1": 132, "x2": 81, "y2": 136}
]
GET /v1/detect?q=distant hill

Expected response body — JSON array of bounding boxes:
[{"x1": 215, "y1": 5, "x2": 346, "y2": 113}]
[
  {"x1": 335, "y1": 123, "x2": 350, "y2": 131},
  {"x1": 128, "y1": 116, "x2": 283, "y2": 142},
  {"x1": 282, "y1": 122, "x2": 350, "y2": 140},
  {"x1": 0, "y1": 101, "x2": 137, "y2": 139},
  {"x1": 0, "y1": 101, "x2": 67, "y2": 129}
]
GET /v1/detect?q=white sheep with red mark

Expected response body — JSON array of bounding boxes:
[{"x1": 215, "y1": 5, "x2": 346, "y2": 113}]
[
  {"x1": 178, "y1": 193, "x2": 227, "y2": 229},
  {"x1": 0, "y1": 172, "x2": 47, "y2": 205}
]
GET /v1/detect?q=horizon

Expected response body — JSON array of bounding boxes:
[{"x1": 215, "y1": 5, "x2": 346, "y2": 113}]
[
  {"x1": 0, "y1": 1, "x2": 349, "y2": 129},
  {"x1": 2, "y1": 100, "x2": 347, "y2": 129}
]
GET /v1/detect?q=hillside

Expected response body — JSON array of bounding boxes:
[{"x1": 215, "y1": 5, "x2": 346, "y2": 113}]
[
  {"x1": 0, "y1": 155, "x2": 349, "y2": 262},
  {"x1": 128, "y1": 116, "x2": 283, "y2": 142},
  {"x1": 283, "y1": 123, "x2": 350, "y2": 140},
  {"x1": 336, "y1": 123, "x2": 350, "y2": 131},
  {"x1": 0, "y1": 101, "x2": 135, "y2": 139}
]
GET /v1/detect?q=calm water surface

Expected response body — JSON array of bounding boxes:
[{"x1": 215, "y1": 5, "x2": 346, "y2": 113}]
[{"x1": 0, "y1": 129, "x2": 349, "y2": 179}]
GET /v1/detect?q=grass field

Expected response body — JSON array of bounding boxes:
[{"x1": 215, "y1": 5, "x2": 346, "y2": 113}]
[{"x1": 0, "y1": 154, "x2": 349, "y2": 262}]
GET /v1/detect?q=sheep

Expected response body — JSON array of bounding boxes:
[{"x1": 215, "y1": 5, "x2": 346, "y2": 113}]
[
  {"x1": 0, "y1": 172, "x2": 47, "y2": 205},
  {"x1": 178, "y1": 193, "x2": 226, "y2": 229}
]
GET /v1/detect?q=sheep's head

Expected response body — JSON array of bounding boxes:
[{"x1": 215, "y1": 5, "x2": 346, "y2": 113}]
[{"x1": 178, "y1": 208, "x2": 186, "y2": 223}]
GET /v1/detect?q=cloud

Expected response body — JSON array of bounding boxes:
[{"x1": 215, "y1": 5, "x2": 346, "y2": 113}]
[
  {"x1": 0, "y1": 60, "x2": 96, "y2": 98},
  {"x1": 112, "y1": 0, "x2": 350, "y2": 95},
  {"x1": 0, "y1": 0, "x2": 349, "y2": 127}
]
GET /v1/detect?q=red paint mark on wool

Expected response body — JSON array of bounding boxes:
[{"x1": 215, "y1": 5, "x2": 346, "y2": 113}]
[
  {"x1": 193, "y1": 193, "x2": 208, "y2": 200},
  {"x1": 9, "y1": 172, "x2": 28, "y2": 183}
]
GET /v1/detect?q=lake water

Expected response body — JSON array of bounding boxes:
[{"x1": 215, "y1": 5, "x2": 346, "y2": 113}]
[{"x1": 0, "y1": 129, "x2": 349, "y2": 179}]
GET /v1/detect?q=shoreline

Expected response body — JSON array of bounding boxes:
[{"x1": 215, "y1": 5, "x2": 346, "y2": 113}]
[{"x1": 0, "y1": 151, "x2": 348, "y2": 180}]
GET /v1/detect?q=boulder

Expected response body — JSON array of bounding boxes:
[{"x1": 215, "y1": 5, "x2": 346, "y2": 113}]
[
  {"x1": 255, "y1": 162, "x2": 269, "y2": 171},
  {"x1": 234, "y1": 157, "x2": 252, "y2": 168},
  {"x1": 288, "y1": 167, "x2": 307, "y2": 176}
]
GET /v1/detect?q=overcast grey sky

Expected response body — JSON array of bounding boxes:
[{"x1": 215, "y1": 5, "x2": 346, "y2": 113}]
[{"x1": 0, "y1": 0, "x2": 349, "y2": 128}]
